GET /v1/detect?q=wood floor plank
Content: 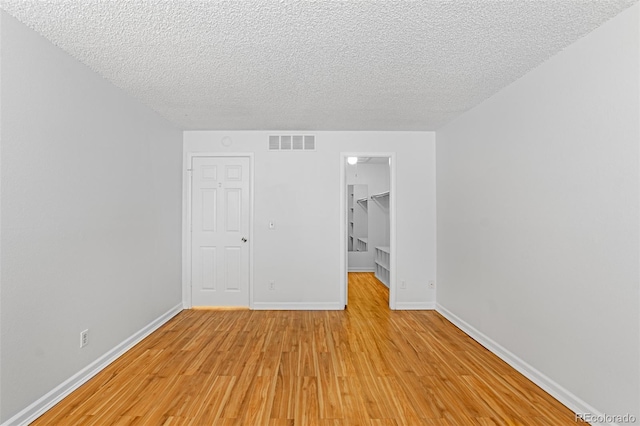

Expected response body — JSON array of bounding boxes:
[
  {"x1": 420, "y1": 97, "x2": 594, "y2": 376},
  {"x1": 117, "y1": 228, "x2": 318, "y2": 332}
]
[
  {"x1": 294, "y1": 376, "x2": 320, "y2": 425},
  {"x1": 238, "y1": 375, "x2": 277, "y2": 425},
  {"x1": 32, "y1": 272, "x2": 578, "y2": 425},
  {"x1": 190, "y1": 375, "x2": 236, "y2": 424},
  {"x1": 270, "y1": 366, "x2": 298, "y2": 420},
  {"x1": 337, "y1": 376, "x2": 370, "y2": 424},
  {"x1": 316, "y1": 352, "x2": 344, "y2": 419},
  {"x1": 378, "y1": 376, "x2": 422, "y2": 426}
]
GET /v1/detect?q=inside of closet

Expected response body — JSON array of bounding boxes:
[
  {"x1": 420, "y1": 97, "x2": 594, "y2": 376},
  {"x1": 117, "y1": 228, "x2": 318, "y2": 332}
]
[{"x1": 346, "y1": 157, "x2": 391, "y2": 288}]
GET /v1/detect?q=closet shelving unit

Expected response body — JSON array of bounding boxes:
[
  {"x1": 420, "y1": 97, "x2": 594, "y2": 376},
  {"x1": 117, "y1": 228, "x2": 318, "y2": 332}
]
[
  {"x1": 348, "y1": 190, "x2": 355, "y2": 251},
  {"x1": 356, "y1": 237, "x2": 368, "y2": 252},
  {"x1": 371, "y1": 190, "x2": 391, "y2": 285},
  {"x1": 352, "y1": 188, "x2": 368, "y2": 251},
  {"x1": 374, "y1": 246, "x2": 391, "y2": 286}
]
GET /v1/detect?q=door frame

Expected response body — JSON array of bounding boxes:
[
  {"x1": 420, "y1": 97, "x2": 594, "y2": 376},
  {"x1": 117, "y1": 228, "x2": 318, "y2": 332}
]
[
  {"x1": 339, "y1": 152, "x2": 397, "y2": 309},
  {"x1": 182, "y1": 152, "x2": 255, "y2": 309}
]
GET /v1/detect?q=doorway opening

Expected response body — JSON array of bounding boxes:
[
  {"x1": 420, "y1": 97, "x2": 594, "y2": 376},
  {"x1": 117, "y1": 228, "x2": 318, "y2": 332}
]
[{"x1": 340, "y1": 153, "x2": 396, "y2": 309}]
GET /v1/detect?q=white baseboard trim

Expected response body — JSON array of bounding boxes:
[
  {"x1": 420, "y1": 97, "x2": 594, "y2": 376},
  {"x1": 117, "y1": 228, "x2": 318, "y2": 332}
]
[
  {"x1": 252, "y1": 302, "x2": 344, "y2": 310},
  {"x1": 2, "y1": 303, "x2": 183, "y2": 426},
  {"x1": 394, "y1": 301, "x2": 436, "y2": 310},
  {"x1": 348, "y1": 267, "x2": 376, "y2": 272},
  {"x1": 435, "y1": 303, "x2": 611, "y2": 425}
]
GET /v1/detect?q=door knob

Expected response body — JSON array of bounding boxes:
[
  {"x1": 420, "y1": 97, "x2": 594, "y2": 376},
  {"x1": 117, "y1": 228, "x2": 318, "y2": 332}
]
[{"x1": 241, "y1": 237, "x2": 247, "y2": 243}]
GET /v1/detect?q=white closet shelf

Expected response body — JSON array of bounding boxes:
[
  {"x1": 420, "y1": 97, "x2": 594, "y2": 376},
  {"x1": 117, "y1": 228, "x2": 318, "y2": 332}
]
[{"x1": 374, "y1": 246, "x2": 391, "y2": 287}]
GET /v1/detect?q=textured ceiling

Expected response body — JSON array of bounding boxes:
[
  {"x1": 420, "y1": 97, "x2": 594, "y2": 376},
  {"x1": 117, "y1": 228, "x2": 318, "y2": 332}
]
[{"x1": 1, "y1": 1, "x2": 636, "y2": 131}]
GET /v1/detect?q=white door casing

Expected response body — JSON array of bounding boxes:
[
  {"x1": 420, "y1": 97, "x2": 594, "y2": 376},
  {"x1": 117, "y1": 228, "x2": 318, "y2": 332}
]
[{"x1": 191, "y1": 156, "x2": 250, "y2": 307}]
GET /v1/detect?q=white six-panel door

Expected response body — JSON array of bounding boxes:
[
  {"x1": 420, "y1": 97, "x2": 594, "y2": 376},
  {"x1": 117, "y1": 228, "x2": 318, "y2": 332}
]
[{"x1": 191, "y1": 157, "x2": 250, "y2": 306}]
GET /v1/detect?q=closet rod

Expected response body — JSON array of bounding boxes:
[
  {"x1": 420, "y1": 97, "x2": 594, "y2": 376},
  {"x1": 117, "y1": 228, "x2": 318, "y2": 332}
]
[{"x1": 370, "y1": 191, "x2": 390, "y2": 199}]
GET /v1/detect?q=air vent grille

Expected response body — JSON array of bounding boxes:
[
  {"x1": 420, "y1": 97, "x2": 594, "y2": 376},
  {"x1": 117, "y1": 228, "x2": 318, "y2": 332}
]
[
  {"x1": 268, "y1": 135, "x2": 316, "y2": 151},
  {"x1": 304, "y1": 135, "x2": 315, "y2": 150},
  {"x1": 268, "y1": 135, "x2": 280, "y2": 150},
  {"x1": 292, "y1": 135, "x2": 304, "y2": 150}
]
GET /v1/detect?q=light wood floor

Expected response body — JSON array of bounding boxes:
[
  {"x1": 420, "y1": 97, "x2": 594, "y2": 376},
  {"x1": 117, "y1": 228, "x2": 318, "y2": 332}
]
[{"x1": 33, "y1": 273, "x2": 577, "y2": 425}]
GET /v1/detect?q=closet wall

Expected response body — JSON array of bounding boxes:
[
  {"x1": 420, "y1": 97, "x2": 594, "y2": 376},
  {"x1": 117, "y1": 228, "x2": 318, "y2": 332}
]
[{"x1": 346, "y1": 161, "x2": 390, "y2": 278}]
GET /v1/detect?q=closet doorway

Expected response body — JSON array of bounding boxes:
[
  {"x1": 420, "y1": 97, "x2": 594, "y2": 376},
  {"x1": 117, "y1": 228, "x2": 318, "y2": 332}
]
[{"x1": 340, "y1": 153, "x2": 396, "y2": 309}]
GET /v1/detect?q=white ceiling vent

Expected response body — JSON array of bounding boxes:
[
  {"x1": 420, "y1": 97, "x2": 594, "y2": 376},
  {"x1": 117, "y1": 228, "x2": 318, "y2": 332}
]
[{"x1": 268, "y1": 135, "x2": 316, "y2": 151}]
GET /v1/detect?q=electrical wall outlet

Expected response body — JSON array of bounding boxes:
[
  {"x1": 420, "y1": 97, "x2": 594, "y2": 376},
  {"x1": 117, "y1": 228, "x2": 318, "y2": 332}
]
[
  {"x1": 400, "y1": 280, "x2": 407, "y2": 289},
  {"x1": 428, "y1": 280, "x2": 435, "y2": 289},
  {"x1": 269, "y1": 280, "x2": 275, "y2": 291},
  {"x1": 80, "y1": 329, "x2": 89, "y2": 348}
]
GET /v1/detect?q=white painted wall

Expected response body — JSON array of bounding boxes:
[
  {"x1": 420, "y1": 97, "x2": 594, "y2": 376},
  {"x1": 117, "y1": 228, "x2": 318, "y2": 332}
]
[
  {"x1": 183, "y1": 132, "x2": 436, "y2": 309},
  {"x1": 436, "y1": 4, "x2": 639, "y2": 420},
  {"x1": 347, "y1": 162, "x2": 390, "y2": 272},
  {"x1": 0, "y1": 12, "x2": 183, "y2": 422}
]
